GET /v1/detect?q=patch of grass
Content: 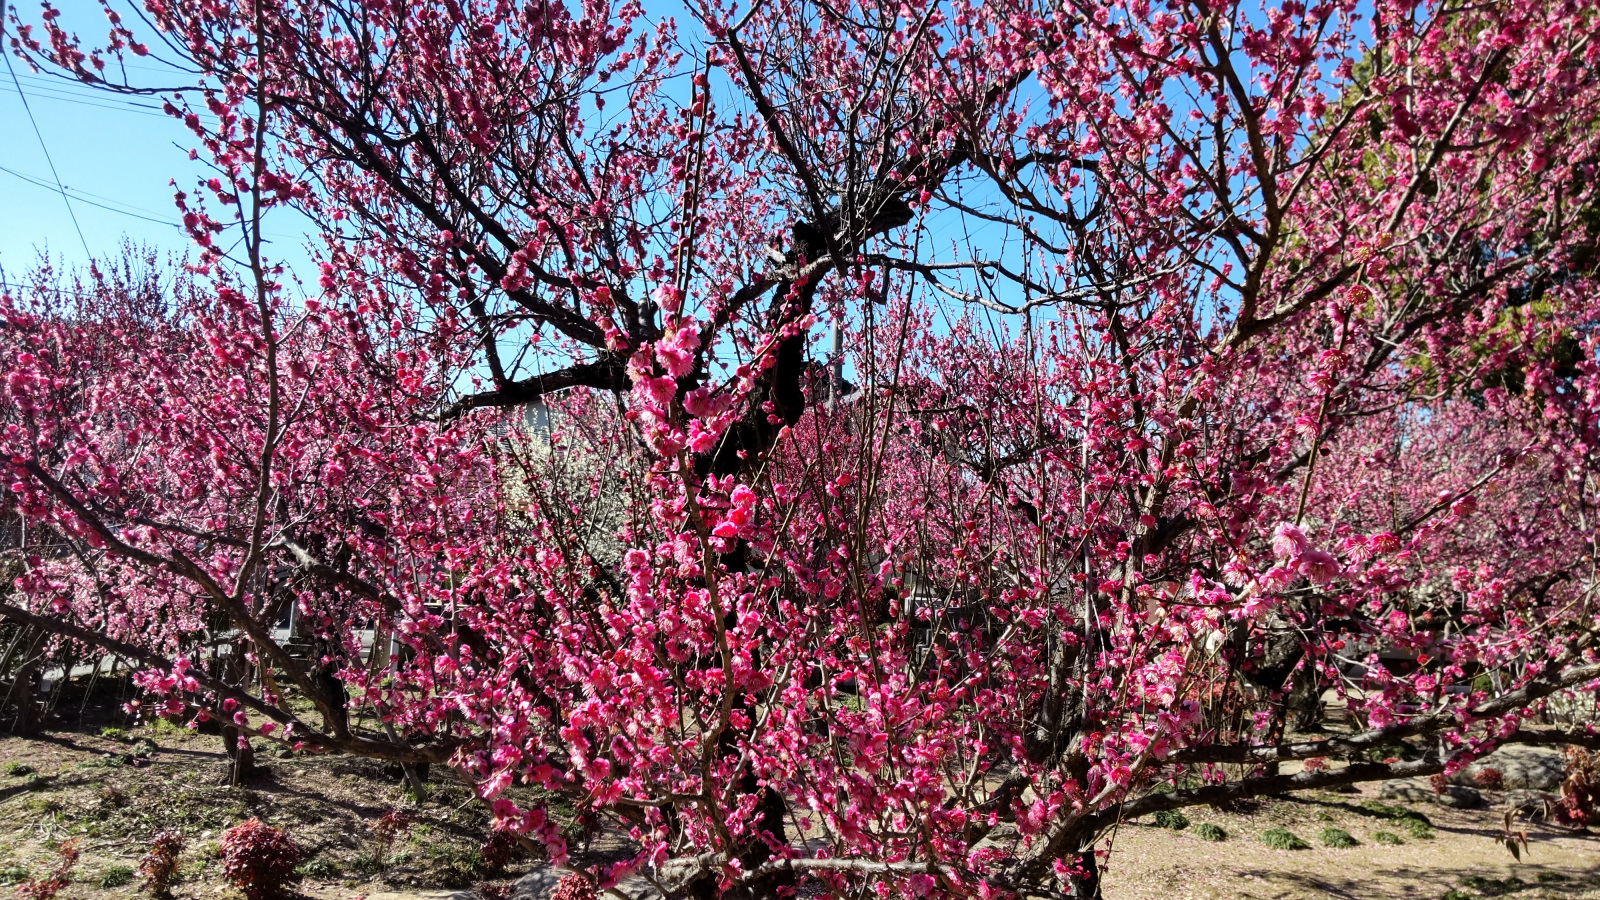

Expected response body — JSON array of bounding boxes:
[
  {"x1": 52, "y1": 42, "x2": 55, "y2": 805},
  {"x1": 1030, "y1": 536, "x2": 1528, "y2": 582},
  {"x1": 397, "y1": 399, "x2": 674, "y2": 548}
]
[
  {"x1": 296, "y1": 858, "x2": 340, "y2": 880},
  {"x1": 1398, "y1": 817, "x2": 1434, "y2": 840},
  {"x1": 1318, "y1": 827, "x2": 1359, "y2": 848},
  {"x1": 97, "y1": 865, "x2": 135, "y2": 888},
  {"x1": 1, "y1": 763, "x2": 34, "y2": 777},
  {"x1": 1191, "y1": 823, "x2": 1227, "y2": 842},
  {"x1": 1372, "y1": 831, "x2": 1404, "y2": 845},
  {"x1": 1461, "y1": 875, "x2": 1526, "y2": 897},
  {"x1": 76, "y1": 753, "x2": 127, "y2": 770},
  {"x1": 1535, "y1": 872, "x2": 1568, "y2": 883},
  {"x1": 1152, "y1": 810, "x2": 1189, "y2": 830},
  {"x1": 1260, "y1": 827, "x2": 1311, "y2": 850},
  {"x1": 1358, "y1": 800, "x2": 1433, "y2": 838},
  {"x1": 1366, "y1": 742, "x2": 1418, "y2": 763},
  {"x1": 0, "y1": 864, "x2": 29, "y2": 886},
  {"x1": 1443, "y1": 891, "x2": 1473, "y2": 900},
  {"x1": 98, "y1": 727, "x2": 131, "y2": 742},
  {"x1": 348, "y1": 853, "x2": 386, "y2": 877},
  {"x1": 424, "y1": 844, "x2": 488, "y2": 889}
]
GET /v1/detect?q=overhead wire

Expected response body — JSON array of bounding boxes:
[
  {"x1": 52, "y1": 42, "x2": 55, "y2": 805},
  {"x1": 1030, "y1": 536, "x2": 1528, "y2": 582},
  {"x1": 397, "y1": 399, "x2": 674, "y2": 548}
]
[{"x1": 1, "y1": 18, "x2": 92, "y2": 257}]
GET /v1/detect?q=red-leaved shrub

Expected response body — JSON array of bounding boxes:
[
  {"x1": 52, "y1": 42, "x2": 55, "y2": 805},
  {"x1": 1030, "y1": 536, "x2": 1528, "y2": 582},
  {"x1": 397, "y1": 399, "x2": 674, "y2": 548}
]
[
  {"x1": 551, "y1": 873, "x2": 597, "y2": 900},
  {"x1": 14, "y1": 839, "x2": 79, "y2": 900},
  {"x1": 480, "y1": 829, "x2": 520, "y2": 872},
  {"x1": 219, "y1": 819, "x2": 300, "y2": 900},
  {"x1": 476, "y1": 883, "x2": 513, "y2": 900},
  {"x1": 1556, "y1": 749, "x2": 1598, "y2": 828},
  {"x1": 1428, "y1": 773, "x2": 1450, "y2": 793},
  {"x1": 369, "y1": 809, "x2": 413, "y2": 864},
  {"x1": 1475, "y1": 768, "x2": 1505, "y2": 791},
  {"x1": 139, "y1": 830, "x2": 185, "y2": 899}
]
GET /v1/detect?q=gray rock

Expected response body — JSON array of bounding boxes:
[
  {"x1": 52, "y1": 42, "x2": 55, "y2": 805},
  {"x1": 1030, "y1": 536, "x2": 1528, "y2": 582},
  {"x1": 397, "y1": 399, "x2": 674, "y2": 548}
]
[
  {"x1": 513, "y1": 864, "x2": 662, "y2": 900},
  {"x1": 1505, "y1": 789, "x2": 1560, "y2": 819},
  {"x1": 512, "y1": 865, "x2": 565, "y2": 900},
  {"x1": 1377, "y1": 779, "x2": 1480, "y2": 808},
  {"x1": 1378, "y1": 779, "x2": 1433, "y2": 804},
  {"x1": 1434, "y1": 784, "x2": 1482, "y2": 808},
  {"x1": 1447, "y1": 745, "x2": 1567, "y2": 791}
]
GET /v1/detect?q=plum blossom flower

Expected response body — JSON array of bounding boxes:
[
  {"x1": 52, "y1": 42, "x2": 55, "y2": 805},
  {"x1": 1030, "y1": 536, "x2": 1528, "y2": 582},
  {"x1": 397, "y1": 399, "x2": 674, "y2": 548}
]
[
  {"x1": 1297, "y1": 549, "x2": 1340, "y2": 584},
  {"x1": 1271, "y1": 522, "x2": 1308, "y2": 559}
]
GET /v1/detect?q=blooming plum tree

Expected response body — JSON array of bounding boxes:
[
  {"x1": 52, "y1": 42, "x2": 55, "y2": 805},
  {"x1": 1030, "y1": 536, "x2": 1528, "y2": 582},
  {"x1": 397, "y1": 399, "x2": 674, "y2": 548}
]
[{"x1": 3, "y1": 0, "x2": 1600, "y2": 897}]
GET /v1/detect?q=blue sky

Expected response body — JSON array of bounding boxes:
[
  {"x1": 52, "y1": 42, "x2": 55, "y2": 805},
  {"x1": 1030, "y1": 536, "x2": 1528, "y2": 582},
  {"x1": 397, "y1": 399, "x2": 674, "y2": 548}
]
[{"x1": 0, "y1": 15, "x2": 317, "y2": 286}]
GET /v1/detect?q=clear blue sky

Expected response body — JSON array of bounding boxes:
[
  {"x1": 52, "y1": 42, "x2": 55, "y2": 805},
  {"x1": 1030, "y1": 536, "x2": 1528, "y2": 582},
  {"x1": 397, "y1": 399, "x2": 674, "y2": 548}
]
[{"x1": 0, "y1": 6, "x2": 316, "y2": 285}]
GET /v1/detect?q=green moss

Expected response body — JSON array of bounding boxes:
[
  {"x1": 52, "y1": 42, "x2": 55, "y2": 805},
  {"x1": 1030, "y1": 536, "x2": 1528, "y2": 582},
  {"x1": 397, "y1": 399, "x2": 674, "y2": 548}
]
[
  {"x1": 1318, "y1": 827, "x2": 1359, "y2": 848},
  {"x1": 1260, "y1": 827, "x2": 1311, "y2": 850},
  {"x1": 1191, "y1": 823, "x2": 1228, "y2": 842}
]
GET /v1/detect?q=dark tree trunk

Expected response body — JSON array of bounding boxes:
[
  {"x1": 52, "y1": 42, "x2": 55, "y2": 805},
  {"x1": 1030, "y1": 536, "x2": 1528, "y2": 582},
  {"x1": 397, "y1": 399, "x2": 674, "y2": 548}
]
[
  {"x1": 10, "y1": 656, "x2": 40, "y2": 736},
  {"x1": 1286, "y1": 664, "x2": 1323, "y2": 733},
  {"x1": 221, "y1": 722, "x2": 257, "y2": 785},
  {"x1": 1062, "y1": 848, "x2": 1103, "y2": 899}
]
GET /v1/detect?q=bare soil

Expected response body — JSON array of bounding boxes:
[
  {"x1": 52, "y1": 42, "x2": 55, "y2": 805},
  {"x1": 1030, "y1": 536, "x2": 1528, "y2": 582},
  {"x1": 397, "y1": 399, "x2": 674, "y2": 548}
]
[
  {"x1": 1102, "y1": 787, "x2": 1600, "y2": 899},
  {"x1": 1, "y1": 702, "x2": 1596, "y2": 900},
  {"x1": 0, "y1": 710, "x2": 545, "y2": 899}
]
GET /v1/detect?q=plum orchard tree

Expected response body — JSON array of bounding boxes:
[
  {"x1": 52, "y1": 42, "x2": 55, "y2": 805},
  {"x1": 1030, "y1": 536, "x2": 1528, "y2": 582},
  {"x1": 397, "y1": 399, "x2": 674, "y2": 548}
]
[{"x1": 4, "y1": 0, "x2": 1600, "y2": 896}]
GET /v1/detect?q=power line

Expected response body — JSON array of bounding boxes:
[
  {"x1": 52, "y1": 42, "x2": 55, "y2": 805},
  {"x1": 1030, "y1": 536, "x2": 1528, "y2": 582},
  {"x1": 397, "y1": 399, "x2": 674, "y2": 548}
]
[
  {"x1": 2, "y1": 39, "x2": 92, "y2": 257},
  {"x1": 0, "y1": 162, "x2": 179, "y2": 227}
]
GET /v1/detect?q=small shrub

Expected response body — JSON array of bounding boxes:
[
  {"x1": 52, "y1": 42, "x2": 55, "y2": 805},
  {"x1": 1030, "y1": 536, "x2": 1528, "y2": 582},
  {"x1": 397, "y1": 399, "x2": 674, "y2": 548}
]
[
  {"x1": 139, "y1": 830, "x2": 185, "y2": 900},
  {"x1": 551, "y1": 873, "x2": 597, "y2": 900},
  {"x1": 0, "y1": 864, "x2": 30, "y2": 886},
  {"x1": 2, "y1": 762, "x2": 34, "y2": 777},
  {"x1": 1462, "y1": 875, "x2": 1526, "y2": 896},
  {"x1": 99, "y1": 727, "x2": 131, "y2": 742},
  {"x1": 369, "y1": 808, "x2": 413, "y2": 866},
  {"x1": 1318, "y1": 827, "x2": 1359, "y2": 848},
  {"x1": 1474, "y1": 768, "x2": 1505, "y2": 791},
  {"x1": 426, "y1": 844, "x2": 488, "y2": 889},
  {"x1": 1398, "y1": 817, "x2": 1434, "y2": 840},
  {"x1": 1442, "y1": 891, "x2": 1473, "y2": 900},
  {"x1": 1428, "y1": 773, "x2": 1450, "y2": 793},
  {"x1": 98, "y1": 865, "x2": 135, "y2": 888},
  {"x1": 1152, "y1": 810, "x2": 1189, "y2": 830},
  {"x1": 219, "y1": 819, "x2": 300, "y2": 900},
  {"x1": 1303, "y1": 757, "x2": 1329, "y2": 772},
  {"x1": 1260, "y1": 827, "x2": 1310, "y2": 850},
  {"x1": 1372, "y1": 831, "x2": 1404, "y2": 845},
  {"x1": 348, "y1": 853, "x2": 385, "y2": 877},
  {"x1": 1192, "y1": 822, "x2": 1227, "y2": 841},
  {"x1": 1536, "y1": 872, "x2": 1568, "y2": 883},
  {"x1": 477, "y1": 883, "x2": 514, "y2": 900},
  {"x1": 481, "y1": 829, "x2": 521, "y2": 872},
  {"x1": 15, "y1": 839, "x2": 80, "y2": 900},
  {"x1": 1555, "y1": 747, "x2": 1598, "y2": 828},
  {"x1": 295, "y1": 857, "x2": 340, "y2": 880}
]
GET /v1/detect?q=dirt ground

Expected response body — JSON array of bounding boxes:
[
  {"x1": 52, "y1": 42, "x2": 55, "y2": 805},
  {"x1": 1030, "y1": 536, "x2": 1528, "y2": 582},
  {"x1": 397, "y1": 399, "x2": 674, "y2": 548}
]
[
  {"x1": 0, "y1": 715, "x2": 544, "y2": 899},
  {"x1": 1, "y1": 707, "x2": 1597, "y2": 900},
  {"x1": 1101, "y1": 787, "x2": 1600, "y2": 900}
]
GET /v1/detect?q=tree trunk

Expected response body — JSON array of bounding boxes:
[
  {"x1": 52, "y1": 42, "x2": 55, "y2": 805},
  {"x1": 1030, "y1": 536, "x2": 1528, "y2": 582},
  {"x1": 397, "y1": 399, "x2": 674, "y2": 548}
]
[
  {"x1": 10, "y1": 655, "x2": 39, "y2": 736},
  {"x1": 1286, "y1": 665, "x2": 1323, "y2": 733},
  {"x1": 221, "y1": 722, "x2": 257, "y2": 785},
  {"x1": 1062, "y1": 848, "x2": 1103, "y2": 899}
]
